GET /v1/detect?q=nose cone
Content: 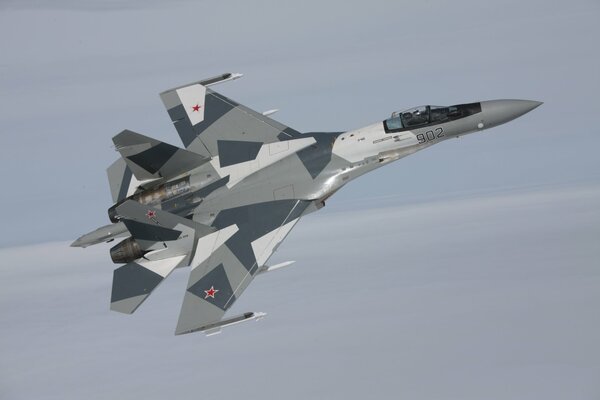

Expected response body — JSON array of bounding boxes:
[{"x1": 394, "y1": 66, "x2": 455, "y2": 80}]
[{"x1": 480, "y1": 99, "x2": 542, "y2": 128}]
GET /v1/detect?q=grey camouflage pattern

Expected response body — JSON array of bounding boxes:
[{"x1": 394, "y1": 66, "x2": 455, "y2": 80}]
[{"x1": 75, "y1": 73, "x2": 541, "y2": 335}]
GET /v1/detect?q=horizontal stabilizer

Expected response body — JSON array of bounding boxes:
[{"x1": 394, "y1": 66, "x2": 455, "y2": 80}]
[
  {"x1": 114, "y1": 200, "x2": 215, "y2": 251},
  {"x1": 112, "y1": 129, "x2": 209, "y2": 182},
  {"x1": 116, "y1": 200, "x2": 213, "y2": 234},
  {"x1": 111, "y1": 255, "x2": 186, "y2": 314}
]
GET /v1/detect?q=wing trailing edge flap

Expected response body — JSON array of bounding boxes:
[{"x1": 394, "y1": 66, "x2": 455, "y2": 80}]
[
  {"x1": 110, "y1": 201, "x2": 237, "y2": 314},
  {"x1": 112, "y1": 129, "x2": 210, "y2": 183}
]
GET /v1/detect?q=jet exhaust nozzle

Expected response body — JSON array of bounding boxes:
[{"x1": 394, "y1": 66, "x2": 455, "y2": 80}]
[{"x1": 110, "y1": 237, "x2": 146, "y2": 264}]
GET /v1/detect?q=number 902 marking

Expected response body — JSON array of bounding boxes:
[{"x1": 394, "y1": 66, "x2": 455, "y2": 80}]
[{"x1": 417, "y1": 127, "x2": 444, "y2": 144}]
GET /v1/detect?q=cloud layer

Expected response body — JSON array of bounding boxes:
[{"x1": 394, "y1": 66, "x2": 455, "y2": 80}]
[{"x1": 1, "y1": 183, "x2": 599, "y2": 399}]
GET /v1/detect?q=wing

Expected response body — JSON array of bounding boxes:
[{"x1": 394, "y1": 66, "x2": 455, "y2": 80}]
[
  {"x1": 159, "y1": 73, "x2": 301, "y2": 159},
  {"x1": 175, "y1": 199, "x2": 312, "y2": 335}
]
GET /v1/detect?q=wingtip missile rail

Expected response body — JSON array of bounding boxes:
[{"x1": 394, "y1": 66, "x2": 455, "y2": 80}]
[
  {"x1": 176, "y1": 312, "x2": 267, "y2": 337},
  {"x1": 256, "y1": 260, "x2": 295, "y2": 275}
]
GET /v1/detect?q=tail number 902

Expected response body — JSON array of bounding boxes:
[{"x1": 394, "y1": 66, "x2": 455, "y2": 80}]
[{"x1": 417, "y1": 127, "x2": 444, "y2": 144}]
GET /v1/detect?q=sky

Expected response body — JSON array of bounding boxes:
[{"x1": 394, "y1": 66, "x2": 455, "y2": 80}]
[
  {"x1": 0, "y1": 0, "x2": 599, "y2": 398},
  {"x1": 0, "y1": 0, "x2": 599, "y2": 247}
]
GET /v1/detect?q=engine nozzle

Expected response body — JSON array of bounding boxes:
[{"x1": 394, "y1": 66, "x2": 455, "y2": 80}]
[{"x1": 110, "y1": 237, "x2": 146, "y2": 264}]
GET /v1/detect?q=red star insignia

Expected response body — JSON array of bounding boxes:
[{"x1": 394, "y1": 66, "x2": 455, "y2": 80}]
[
  {"x1": 192, "y1": 104, "x2": 201, "y2": 112},
  {"x1": 204, "y1": 286, "x2": 218, "y2": 299},
  {"x1": 146, "y1": 210, "x2": 156, "y2": 219}
]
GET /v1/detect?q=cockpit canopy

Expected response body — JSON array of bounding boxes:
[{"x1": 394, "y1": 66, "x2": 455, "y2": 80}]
[{"x1": 384, "y1": 103, "x2": 481, "y2": 132}]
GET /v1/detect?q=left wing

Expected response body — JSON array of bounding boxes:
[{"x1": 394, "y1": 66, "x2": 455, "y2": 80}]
[
  {"x1": 159, "y1": 73, "x2": 302, "y2": 159},
  {"x1": 175, "y1": 199, "x2": 312, "y2": 335}
]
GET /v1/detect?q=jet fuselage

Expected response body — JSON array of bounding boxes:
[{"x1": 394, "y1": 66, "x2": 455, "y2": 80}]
[
  {"x1": 167, "y1": 99, "x2": 542, "y2": 224},
  {"x1": 70, "y1": 76, "x2": 542, "y2": 335}
]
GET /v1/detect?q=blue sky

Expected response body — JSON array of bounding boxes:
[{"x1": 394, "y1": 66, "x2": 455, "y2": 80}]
[{"x1": 0, "y1": 1, "x2": 599, "y2": 398}]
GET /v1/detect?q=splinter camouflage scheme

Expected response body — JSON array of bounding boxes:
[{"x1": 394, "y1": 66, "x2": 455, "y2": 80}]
[{"x1": 73, "y1": 72, "x2": 542, "y2": 335}]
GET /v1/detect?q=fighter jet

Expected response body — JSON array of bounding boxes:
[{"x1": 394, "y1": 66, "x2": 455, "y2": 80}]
[{"x1": 72, "y1": 72, "x2": 542, "y2": 335}]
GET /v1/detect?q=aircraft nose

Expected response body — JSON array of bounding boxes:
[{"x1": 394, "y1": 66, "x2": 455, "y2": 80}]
[{"x1": 480, "y1": 99, "x2": 542, "y2": 128}]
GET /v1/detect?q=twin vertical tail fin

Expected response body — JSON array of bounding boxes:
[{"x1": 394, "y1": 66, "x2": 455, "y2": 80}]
[{"x1": 106, "y1": 158, "x2": 136, "y2": 204}]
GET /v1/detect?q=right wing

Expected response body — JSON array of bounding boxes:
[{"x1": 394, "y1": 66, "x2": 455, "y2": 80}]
[
  {"x1": 159, "y1": 73, "x2": 302, "y2": 158},
  {"x1": 175, "y1": 199, "x2": 312, "y2": 335}
]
